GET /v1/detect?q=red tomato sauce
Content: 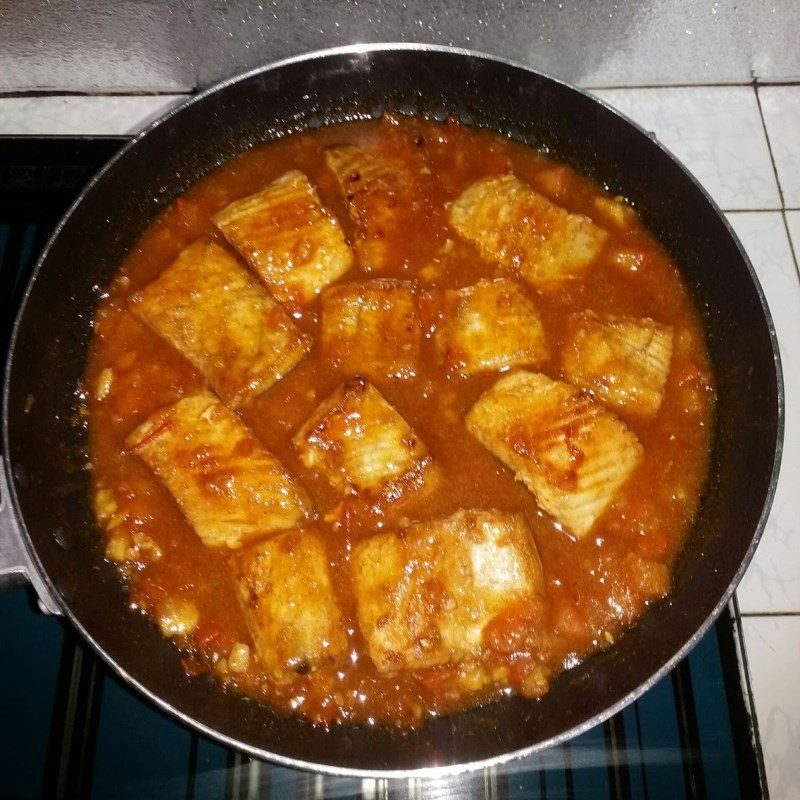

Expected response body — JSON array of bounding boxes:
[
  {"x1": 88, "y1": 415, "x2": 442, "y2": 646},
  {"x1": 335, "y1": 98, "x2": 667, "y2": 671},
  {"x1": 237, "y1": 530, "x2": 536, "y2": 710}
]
[{"x1": 83, "y1": 114, "x2": 715, "y2": 727}]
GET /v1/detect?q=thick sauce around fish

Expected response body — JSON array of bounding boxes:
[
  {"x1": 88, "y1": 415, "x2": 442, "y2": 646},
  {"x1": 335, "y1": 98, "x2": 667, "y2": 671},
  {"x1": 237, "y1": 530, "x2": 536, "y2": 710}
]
[{"x1": 84, "y1": 114, "x2": 715, "y2": 727}]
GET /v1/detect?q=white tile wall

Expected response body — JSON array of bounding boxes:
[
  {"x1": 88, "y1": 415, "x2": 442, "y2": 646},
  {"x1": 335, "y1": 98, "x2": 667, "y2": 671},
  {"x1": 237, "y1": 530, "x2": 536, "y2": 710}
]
[
  {"x1": 0, "y1": 95, "x2": 186, "y2": 136},
  {"x1": 787, "y1": 211, "x2": 800, "y2": 255},
  {"x1": 760, "y1": 88, "x2": 800, "y2": 209},
  {"x1": 593, "y1": 87, "x2": 781, "y2": 211},
  {"x1": 742, "y1": 616, "x2": 800, "y2": 800},
  {"x1": 609, "y1": 84, "x2": 800, "y2": 800},
  {"x1": 726, "y1": 212, "x2": 800, "y2": 614}
]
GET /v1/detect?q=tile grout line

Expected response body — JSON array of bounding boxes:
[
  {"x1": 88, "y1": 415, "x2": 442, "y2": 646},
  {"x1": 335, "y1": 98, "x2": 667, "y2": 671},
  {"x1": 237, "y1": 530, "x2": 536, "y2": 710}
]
[
  {"x1": 740, "y1": 611, "x2": 800, "y2": 617},
  {"x1": 0, "y1": 90, "x2": 194, "y2": 99},
  {"x1": 753, "y1": 83, "x2": 800, "y2": 283},
  {"x1": 747, "y1": 81, "x2": 800, "y2": 798},
  {"x1": 586, "y1": 80, "x2": 800, "y2": 91},
  {"x1": 753, "y1": 83, "x2": 787, "y2": 207},
  {"x1": 730, "y1": 595, "x2": 772, "y2": 799},
  {"x1": 780, "y1": 210, "x2": 800, "y2": 283},
  {"x1": 746, "y1": 87, "x2": 800, "y2": 615},
  {"x1": 724, "y1": 207, "x2": 800, "y2": 214},
  {"x1": 0, "y1": 82, "x2": 796, "y2": 101},
  {"x1": 4, "y1": 80, "x2": 800, "y2": 98}
]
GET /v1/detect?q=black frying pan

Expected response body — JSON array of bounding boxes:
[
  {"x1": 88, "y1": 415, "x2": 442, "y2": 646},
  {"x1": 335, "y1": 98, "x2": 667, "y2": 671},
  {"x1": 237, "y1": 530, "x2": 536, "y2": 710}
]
[{"x1": 0, "y1": 44, "x2": 783, "y2": 777}]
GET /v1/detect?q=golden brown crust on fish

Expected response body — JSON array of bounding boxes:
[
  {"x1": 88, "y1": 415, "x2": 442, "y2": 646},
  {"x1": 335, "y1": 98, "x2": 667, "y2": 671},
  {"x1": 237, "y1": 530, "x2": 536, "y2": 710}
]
[
  {"x1": 561, "y1": 311, "x2": 673, "y2": 417},
  {"x1": 231, "y1": 530, "x2": 347, "y2": 681},
  {"x1": 126, "y1": 391, "x2": 314, "y2": 548},
  {"x1": 292, "y1": 377, "x2": 439, "y2": 505},
  {"x1": 321, "y1": 279, "x2": 422, "y2": 380},
  {"x1": 428, "y1": 277, "x2": 549, "y2": 375},
  {"x1": 324, "y1": 145, "x2": 416, "y2": 272},
  {"x1": 466, "y1": 371, "x2": 642, "y2": 538},
  {"x1": 448, "y1": 174, "x2": 608, "y2": 285},
  {"x1": 213, "y1": 170, "x2": 353, "y2": 306},
  {"x1": 352, "y1": 509, "x2": 544, "y2": 673},
  {"x1": 129, "y1": 240, "x2": 310, "y2": 408}
]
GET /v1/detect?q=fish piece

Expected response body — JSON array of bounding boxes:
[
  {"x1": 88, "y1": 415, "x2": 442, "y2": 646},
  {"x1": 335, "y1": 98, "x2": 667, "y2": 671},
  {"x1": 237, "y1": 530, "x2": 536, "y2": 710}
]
[
  {"x1": 212, "y1": 170, "x2": 353, "y2": 306},
  {"x1": 324, "y1": 145, "x2": 415, "y2": 272},
  {"x1": 466, "y1": 371, "x2": 642, "y2": 538},
  {"x1": 448, "y1": 174, "x2": 608, "y2": 285},
  {"x1": 292, "y1": 377, "x2": 439, "y2": 504},
  {"x1": 352, "y1": 509, "x2": 544, "y2": 673},
  {"x1": 561, "y1": 311, "x2": 674, "y2": 417},
  {"x1": 126, "y1": 391, "x2": 314, "y2": 548},
  {"x1": 321, "y1": 279, "x2": 421, "y2": 380},
  {"x1": 231, "y1": 529, "x2": 347, "y2": 681},
  {"x1": 130, "y1": 240, "x2": 310, "y2": 408},
  {"x1": 429, "y1": 277, "x2": 549, "y2": 375}
]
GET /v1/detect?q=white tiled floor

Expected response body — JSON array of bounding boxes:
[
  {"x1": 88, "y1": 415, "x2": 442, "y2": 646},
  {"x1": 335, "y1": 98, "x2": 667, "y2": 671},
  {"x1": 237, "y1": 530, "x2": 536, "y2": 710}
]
[
  {"x1": 742, "y1": 616, "x2": 800, "y2": 800},
  {"x1": 726, "y1": 212, "x2": 800, "y2": 614},
  {"x1": 759, "y1": 87, "x2": 800, "y2": 208},
  {"x1": 1, "y1": 85, "x2": 799, "y2": 797},
  {"x1": 0, "y1": 95, "x2": 185, "y2": 136},
  {"x1": 599, "y1": 86, "x2": 800, "y2": 799},
  {"x1": 787, "y1": 211, "x2": 800, "y2": 255},
  {"x1": 593, "y1": 87, "x2": 782, "y2": 211}
]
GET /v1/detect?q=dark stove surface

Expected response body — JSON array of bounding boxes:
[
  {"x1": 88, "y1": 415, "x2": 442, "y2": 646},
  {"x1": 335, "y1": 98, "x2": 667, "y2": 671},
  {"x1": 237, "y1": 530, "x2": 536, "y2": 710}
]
[{"x1": 0, "y1": 138, "x2": 764, "y2": 800}]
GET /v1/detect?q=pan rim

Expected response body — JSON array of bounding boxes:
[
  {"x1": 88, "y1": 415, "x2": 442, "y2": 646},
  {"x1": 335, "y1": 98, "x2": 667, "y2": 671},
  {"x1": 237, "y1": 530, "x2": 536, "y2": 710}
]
[{"x1": 1, "y1": 41, "x2": 785, "y2": 778}]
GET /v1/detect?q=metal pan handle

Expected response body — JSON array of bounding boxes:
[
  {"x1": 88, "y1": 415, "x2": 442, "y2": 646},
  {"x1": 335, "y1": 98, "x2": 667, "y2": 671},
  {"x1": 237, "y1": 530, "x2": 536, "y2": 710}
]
[{"x1": 0, "y1": 455, "x2": 62, "y2": 615}]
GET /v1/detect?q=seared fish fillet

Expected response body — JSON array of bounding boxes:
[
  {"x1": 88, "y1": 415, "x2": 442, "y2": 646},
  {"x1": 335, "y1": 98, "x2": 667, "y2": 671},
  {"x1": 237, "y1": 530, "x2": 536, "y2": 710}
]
[
  {"x1": 321, "y1": 279, "x2": 421, "y2": 380},
  {"x1": 293, "y1": 376, "x2": 439, "y2": 503},
  {"x1": 448, "y1": 174, "x2": 608, "y2": 285},
  {"x1": 561, "y1": 311, "x2": 674, "y2": 417},
  {"x1": 466, "y1": 372, "x2": 642, "y2": 538},
  {"x1": 126, "y1": 391, "x2": 314, "y2": 548},
  {"x1": 231, "y1": 529, "x2": 347, "y2": 681},
  {"x1": 212, "y1": 170, "x2": 353, "y2": 306},
  {"x1": 130, "y1": 240, "x2": 310, "y2": 408},
  {"x1": 429, "y1": 277, "x2": 549, "y2": 375},
  {"x1": 324, "y1": 145, "x2": 414, "y2": 272},
  {"x1": 352, "y1": 509, "x2": 544, "y2": 673}
]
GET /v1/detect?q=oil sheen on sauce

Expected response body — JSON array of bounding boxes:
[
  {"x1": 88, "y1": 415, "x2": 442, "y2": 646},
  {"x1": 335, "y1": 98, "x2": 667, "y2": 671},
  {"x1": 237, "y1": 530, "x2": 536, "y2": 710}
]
[{"x1": 84, "y1": 114, "x2": 715, "y2": 727}]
